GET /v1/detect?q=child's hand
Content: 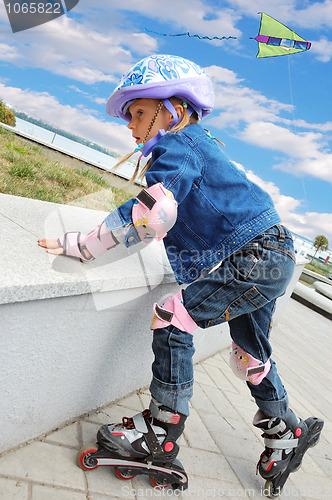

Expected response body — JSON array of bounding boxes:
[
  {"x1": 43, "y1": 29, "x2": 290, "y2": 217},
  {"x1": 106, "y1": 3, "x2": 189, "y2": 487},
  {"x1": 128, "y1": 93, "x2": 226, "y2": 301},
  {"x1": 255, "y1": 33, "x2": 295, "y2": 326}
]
[{"x1": 38, "y1": 238, "x2": 64, "y2": 255}]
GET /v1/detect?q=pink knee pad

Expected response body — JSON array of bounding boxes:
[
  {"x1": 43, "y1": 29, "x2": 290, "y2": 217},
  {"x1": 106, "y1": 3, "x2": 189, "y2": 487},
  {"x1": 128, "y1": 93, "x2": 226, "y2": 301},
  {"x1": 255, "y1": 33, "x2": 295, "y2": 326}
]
[
  {"x1": 132, "y1": 183, "x2": 177, "y2": 242},
  {"x1": 150, "y1": 290, "x2": 198, "y2": 333},
  {"x1": 58, "y1": 221, "x2": 117, "y2": 261},
  {"x1": 229, "y1": 342, "x2": 271, "y2": 385}
]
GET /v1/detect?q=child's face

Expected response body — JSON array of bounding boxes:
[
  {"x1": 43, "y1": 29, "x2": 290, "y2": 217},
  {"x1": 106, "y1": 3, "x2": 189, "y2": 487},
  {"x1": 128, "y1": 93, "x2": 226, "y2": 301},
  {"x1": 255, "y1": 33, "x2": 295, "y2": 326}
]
[{"x1": 127, "y1": 99, "x2": 172, "y2": 145}]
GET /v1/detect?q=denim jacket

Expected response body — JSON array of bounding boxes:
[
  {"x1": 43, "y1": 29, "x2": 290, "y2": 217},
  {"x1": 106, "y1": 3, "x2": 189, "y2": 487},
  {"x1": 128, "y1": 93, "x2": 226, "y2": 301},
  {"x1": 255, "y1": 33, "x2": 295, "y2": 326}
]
[{"x1": 105, "y1": 124, "x2": 280, "y2": 284}]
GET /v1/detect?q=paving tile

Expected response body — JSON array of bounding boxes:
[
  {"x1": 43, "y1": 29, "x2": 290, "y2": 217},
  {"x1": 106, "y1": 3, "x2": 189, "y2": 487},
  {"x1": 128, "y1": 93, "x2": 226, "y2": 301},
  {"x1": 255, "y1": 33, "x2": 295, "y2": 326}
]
[
  {"x1": 226, "y1": 456, "x2": 305, "y2": 500},
  {"x1": 179, "y1": 446, "x2": 239, "y2": 484},
  {"x1": 189, "y1": 383, "x2": 219, "y2": 416},
  {"x1": 181, "y1": 474, "x2": 244, "y2": 499},
  {"x1": 193, "y1": 368, "x2": 217, "y2": 388},
  {"x1": 193, "y1": 363, "x2": 206, "y2": 373},
  {"x1": 201, "y1": 364, "x2": 239, "y2": 394},
  {"x1": 31, "y1": 484, "x2": 87, "y2": 500},
  {"x1": 88, "y1": 491, "x2": 137, "y2": 500},
  {"x1": 303, "y1": 438, "x2": 332, "y2": 465},
  {"x1": 183, "y1": 407, "x2": 219, "y2": 453},
  {"x1": 213, "y1": 430, "x2": 262, "y2": 463},
  {"x1": 125, "y1": 474, "x2": 248, "y2": 499},
  {"x1": 43, "y1": 422, "x2": 80, "y2": 448},
  {"x1": 129, "y1": 476, "x2": 180, "y2": 499},
  {"x1": 223, "y1": 389, "x2": 258, "y2": 414},
  {"x1": 201, "y1": 383, "x2": 254, "y2": 420},
  {"x1": 201, "y1": 412, "x2": 259, "y2": 445},
  {"x1": 138, "y1": 392, "x2": 151, "y2": 410},
  {"x1": 83, "y1": 405, "x2": 137, "y2": 426},
  {"x1": 310, "y1": 453, "x2": 332, "y2": 478},
  {"x1": 202, "y1": 354, "x2": 225, "y2": 369},
  {"x1": 0, "y1": 442, "x2": 85, "y2": 490},
  {"x1": 0, "y1": 299, "x2": 330, "y2": 500},
  {"x1": 0, "y1": 477, "x2": 29, "y2": 500},
  {"x1": 118, "y1": 392, "x2": 144, "y2": 411},
  {"x1": 80, "y1": 421, "x2": 100, "y2": 447},
  {"x1": 286, "y1": 468, "x2": 332, "y2": 499},
  {"x1": 85, "y1": 463, "x2": 136, "y2": 498},
  {"x1": 300, "y1": 452, "x2": 328, "y2": 477}
]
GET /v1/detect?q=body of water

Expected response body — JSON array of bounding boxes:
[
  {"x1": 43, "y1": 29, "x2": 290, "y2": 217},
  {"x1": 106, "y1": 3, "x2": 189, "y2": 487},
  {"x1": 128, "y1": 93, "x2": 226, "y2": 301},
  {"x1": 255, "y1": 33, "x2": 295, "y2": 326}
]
[{"x1": 12, "y1": 118, "x2": 136, "y2": 181}]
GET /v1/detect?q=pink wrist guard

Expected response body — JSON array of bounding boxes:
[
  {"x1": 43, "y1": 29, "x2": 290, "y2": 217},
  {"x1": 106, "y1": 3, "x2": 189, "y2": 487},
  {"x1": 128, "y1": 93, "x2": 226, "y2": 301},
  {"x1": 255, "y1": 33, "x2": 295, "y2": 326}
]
[{"x1": 57, "y1": 221, "x2": 118, "y2": 261}]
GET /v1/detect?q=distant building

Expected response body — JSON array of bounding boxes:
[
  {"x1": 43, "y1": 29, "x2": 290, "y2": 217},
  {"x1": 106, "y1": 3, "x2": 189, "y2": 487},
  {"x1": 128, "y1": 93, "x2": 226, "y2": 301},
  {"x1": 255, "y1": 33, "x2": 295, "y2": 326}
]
[{"x1": 291, "y1": 232, "x2": 331, "y2": 264}]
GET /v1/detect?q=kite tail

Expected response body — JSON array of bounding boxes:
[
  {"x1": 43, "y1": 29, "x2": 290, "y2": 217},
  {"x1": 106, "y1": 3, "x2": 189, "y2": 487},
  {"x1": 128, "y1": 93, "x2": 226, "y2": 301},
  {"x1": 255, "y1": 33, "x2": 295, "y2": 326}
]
[{"x1": 144, "y1": 28, "x2": 237, "y2": 41}]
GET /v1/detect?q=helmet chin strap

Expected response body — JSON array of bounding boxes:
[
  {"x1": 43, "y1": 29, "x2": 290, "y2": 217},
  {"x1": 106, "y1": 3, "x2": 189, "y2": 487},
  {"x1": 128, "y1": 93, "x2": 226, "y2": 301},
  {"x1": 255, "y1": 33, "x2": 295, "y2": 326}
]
[
  {"x1": 141, "y1": 129, "x2": 166, "y2": 156},
  {"x1": 138, "y1": 99, "x2": 193, "y2": 157}
]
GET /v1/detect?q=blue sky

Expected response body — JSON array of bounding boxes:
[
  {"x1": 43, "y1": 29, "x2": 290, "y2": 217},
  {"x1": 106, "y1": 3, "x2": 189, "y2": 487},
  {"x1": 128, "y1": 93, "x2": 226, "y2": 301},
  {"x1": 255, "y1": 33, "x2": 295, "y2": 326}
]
[{"x1": 0, "y1": 0, "x2": 332, "y2": 242}]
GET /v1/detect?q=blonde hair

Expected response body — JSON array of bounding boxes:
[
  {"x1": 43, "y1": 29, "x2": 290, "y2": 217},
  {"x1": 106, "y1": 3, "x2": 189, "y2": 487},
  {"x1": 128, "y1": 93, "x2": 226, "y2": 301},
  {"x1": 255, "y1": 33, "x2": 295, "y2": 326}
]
[{"x1": 112, "y1": 97, "x2": 199, "y2": 183}]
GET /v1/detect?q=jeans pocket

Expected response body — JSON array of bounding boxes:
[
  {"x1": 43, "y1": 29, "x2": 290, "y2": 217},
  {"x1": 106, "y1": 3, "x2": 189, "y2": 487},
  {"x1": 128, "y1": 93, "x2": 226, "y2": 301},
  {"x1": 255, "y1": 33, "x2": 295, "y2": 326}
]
[
  {"x1": 263, "y1": 239, "x2": 296, "y2": 263},
  {"x1": 229, "y1": 241, "x2": 264, "y2": 280},
  {"x1": 208, "y1": 286, "x2": 269, "y2": 325}
]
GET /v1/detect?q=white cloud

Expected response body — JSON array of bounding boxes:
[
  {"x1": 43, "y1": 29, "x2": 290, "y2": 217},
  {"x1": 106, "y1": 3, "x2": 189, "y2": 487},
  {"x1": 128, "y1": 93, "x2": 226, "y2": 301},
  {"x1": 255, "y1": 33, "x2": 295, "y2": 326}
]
[
  {"x1": 105, "y1": 0, "x2": 242, "y2": 38},
  {"x1": 310, "y1": 37, "x2": 332, "y2": 62},
  {"x1": 240, "y1": 122, "x2": 332, "y2": 184},
  {"x1": 206, "y1": 66, "x2": 292, "y2": 129},
  {"x1": 291, "y1": 0, "x2": 332, "y2": 29},
  {"x1": 0, "y1": 15, "x2": 134, "y2": 84},
  {"x1": 227, "y1": 0, "x2": 332, "y2": 29},
  {"x1": 205, "y1": 65, "x2": 243, "y2": 85},
  {"x1": 233, "y1": 161, "x2": 332, "y2": 242},
  {"x1": 302, "y1": 212, "x2": 332, "y2": 242},
  {"x1": 205, "y1": 66, "x2": 332, "y2": 186},
  {"x1": 0, "y1": 83, "x2": 132, "y2": 154},
  {"x1": 241, "y1": 122, "x2": 323, "y2": 158},
  {"x1": 0, "y1": 43, "x2": 19, "y2": 61}
]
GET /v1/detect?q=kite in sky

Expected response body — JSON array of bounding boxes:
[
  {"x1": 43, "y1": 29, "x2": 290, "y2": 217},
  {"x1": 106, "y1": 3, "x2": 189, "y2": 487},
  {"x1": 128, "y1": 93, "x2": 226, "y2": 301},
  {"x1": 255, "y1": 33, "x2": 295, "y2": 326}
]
[{"x1": 145, "y1": 12, "x2": 312, "y2": 58}]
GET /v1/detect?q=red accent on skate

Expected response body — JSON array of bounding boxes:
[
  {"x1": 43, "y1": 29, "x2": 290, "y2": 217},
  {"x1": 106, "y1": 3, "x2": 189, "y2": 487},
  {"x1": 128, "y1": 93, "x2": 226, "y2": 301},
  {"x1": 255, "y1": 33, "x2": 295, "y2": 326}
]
[
  {"x1": 112, "y1": 432, "x2": 125, "y2": 436},
  {"x1": 266, "y1": 460, "x2": 276, "y2": 471},
  {"x1": 295, "y1": 427, "x2": 302, "y2": 437},
  {"x1": 171, "y1": 414, "x2": 181, "y2": 424},
  {"x1": 164, "y1": 441, "x2": 174, "y2": 452},
  {"x1": 78, "y1": 445, "x2": 98, "y2": 471}
]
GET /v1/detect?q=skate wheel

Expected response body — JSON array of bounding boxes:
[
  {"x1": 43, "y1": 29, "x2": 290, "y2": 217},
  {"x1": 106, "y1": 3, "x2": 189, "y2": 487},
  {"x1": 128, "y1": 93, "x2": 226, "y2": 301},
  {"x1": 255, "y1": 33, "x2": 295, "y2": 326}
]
[
  {"x1": 114, "y1": 467, "x2": 136, "y2": 480},
  {"x1": 77, "y1": 444, "x2": 99, "y2": 470},
  {"x1": 264, "y1": 480, "x2": 281, "y2": 498},
  {"x1": 149, "y1": 476, "x2": 170, "y2": 489}
]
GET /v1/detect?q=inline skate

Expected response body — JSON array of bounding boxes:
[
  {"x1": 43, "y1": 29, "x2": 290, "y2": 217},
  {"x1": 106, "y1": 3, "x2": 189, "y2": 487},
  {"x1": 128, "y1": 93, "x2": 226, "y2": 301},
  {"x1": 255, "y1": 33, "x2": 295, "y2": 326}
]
[
  {"x1": 77, "y1": 398, "x2": 188, "y2": 490},
  {"x1": 254, "y1": 409, "x2": 324, "y2": 498}
]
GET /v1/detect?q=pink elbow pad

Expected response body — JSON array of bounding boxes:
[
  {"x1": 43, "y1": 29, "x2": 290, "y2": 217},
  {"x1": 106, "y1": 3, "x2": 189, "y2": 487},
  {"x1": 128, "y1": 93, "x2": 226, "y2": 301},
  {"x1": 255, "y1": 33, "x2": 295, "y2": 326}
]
[
  {"x1": 229, "y1": 342, "x2": 271, "y2": 385},
  {"x1": 132, "y1": 183, "x2": 177, "y2": 242},
  {"x1": 58, "y1": 221, "x2": 118, "y2": 261}
]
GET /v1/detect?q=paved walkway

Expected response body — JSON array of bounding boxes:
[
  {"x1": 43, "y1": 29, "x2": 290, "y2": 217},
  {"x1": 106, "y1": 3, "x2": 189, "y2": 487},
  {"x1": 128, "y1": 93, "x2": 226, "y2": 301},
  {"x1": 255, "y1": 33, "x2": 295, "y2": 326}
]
[{"x1": 0, "y1": 298, "x2": 331, "y2": 500}]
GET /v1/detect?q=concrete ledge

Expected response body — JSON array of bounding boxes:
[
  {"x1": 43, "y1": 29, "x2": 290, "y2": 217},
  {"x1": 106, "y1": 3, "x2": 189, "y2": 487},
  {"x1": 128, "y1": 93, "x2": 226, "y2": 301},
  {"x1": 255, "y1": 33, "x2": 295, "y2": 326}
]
[
  {"x1": 292, "y1": 282, "x2": 332, "y2": 320},
  {"x1": 313, "y1": 280, "x2": 332, "y2": 299},
  {"x1": 0, "y1": 193, "x2": 231, "y2": 452},
  {"x1": 0, "y1": 193, "x2": 305, "y2": 453},
  {"x1": 300, "y1": 267, "x2": 332, "y2": 285}
]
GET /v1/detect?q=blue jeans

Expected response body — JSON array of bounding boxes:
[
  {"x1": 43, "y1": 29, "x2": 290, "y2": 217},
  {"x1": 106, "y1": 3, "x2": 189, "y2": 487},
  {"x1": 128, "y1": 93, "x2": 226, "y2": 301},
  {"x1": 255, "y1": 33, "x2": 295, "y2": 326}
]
[{"x1": 150, "y1": 225, "x2": 296, "y2": 417}]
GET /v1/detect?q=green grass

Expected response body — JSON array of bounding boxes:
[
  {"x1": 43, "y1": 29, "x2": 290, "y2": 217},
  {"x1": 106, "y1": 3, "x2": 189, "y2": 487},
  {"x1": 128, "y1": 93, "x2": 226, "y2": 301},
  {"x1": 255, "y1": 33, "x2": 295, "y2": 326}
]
[
  {"x1": 0, "y1": 126, "x2": 131, "y2": 210},
  {"x1": 305, "y1": 262, "x2": 331, "y2": 277}
]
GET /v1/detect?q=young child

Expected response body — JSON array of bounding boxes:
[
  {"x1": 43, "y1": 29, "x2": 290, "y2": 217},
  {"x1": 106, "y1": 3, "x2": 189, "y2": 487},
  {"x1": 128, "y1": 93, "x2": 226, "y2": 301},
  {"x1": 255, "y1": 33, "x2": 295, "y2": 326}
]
[{"x1": 38, "y1": 54, "x2": 323, "y2": 493}]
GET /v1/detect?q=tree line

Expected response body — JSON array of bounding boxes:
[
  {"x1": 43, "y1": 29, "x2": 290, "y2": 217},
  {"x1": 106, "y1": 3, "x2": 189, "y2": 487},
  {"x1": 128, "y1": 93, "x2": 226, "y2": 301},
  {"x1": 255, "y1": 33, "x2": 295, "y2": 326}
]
[{"x1": 0, "y1": 100, "x2": 16, "y2": 127}]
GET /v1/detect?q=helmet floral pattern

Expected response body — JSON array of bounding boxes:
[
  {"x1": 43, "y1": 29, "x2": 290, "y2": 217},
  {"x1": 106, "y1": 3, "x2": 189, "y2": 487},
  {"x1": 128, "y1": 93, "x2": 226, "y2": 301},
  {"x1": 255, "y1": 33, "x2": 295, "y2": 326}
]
[{"x1": 119, "y1": 54, "x2": 205, "y2": 90}]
